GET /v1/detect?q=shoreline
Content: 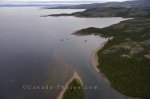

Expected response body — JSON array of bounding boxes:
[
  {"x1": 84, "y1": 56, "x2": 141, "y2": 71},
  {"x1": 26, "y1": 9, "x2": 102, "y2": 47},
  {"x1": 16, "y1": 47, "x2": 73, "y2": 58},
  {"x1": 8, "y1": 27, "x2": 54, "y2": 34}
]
[
  {"x1": 57, "y1": 71, "x2": 83, "y2": 99},
  {"x1": 91, "y1": 40, "x2": 110, "y2": 84},
  {"x1": 54, "y1": 49, "x2": 83, "y2": 99},
  {"x1": 90, "y1": 40, "x2": 143, "y2": 99}
]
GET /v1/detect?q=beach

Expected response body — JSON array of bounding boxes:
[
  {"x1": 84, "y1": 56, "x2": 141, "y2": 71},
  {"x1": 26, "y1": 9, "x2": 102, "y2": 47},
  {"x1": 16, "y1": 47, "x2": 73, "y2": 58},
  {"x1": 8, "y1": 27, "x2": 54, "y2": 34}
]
[{"x1": 91, "y1": 40, "x2": 110, "y2": 83}]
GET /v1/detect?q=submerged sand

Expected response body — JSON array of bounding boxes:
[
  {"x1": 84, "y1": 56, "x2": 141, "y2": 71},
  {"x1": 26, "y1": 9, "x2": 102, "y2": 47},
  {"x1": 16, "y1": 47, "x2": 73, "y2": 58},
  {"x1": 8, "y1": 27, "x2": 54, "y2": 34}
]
[{"x1": 54, "y1": 49, "x2": 83, "y2": 99}]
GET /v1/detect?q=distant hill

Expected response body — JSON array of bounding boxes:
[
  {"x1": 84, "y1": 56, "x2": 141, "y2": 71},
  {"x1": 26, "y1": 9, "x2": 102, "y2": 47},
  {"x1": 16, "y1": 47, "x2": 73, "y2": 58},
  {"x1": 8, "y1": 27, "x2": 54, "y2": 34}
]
[
  {"x1": 72, "y1": 6, "x2": 150, "y2": 18},
  {"x1": 46, "y1": 0, "x2": 150, "y2": 9},
  {"x1": 47, "y1": 6, "x2": 150, "y2": 18},
  {"x1": 0, "y1": 3, "x2": 69, "y2": 8},
  {"x1": 45, "y1": 0, "x2": 150, "y2": 18}
]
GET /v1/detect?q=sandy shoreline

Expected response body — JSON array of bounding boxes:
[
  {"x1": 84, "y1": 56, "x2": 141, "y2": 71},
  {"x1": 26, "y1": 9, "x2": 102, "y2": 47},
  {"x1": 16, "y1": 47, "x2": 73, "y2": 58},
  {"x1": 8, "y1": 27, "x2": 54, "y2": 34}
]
[
  {"x1": 91, "y1": 40, "x2": 110, "y2": 83},
  {"x1": 91, "y1": 40, "x2": 143, "y2": 99},
  {"x1": 57, "y1": 71, "x2": 83, "y2": 99},
  {"x1": 54, "y1": 50, "x2": 83, "y2": 99}
]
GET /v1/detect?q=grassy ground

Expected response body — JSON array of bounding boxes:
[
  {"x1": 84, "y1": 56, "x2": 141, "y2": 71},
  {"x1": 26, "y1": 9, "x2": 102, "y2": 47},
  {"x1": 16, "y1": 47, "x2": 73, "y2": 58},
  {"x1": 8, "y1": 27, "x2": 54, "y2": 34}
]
[
  {"x1": 74, "y1": 18, "x2": 150, "y2": 99},
  {"x1": 63, "y1": 79, "x2": 85, "y2": 99}
]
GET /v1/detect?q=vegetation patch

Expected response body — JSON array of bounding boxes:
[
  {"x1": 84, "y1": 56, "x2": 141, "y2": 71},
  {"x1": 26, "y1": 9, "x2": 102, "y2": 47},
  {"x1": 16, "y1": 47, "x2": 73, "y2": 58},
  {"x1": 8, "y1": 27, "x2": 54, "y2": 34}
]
[{"x1": 63, "y1": 79, "x2": 85, "y2": 99}]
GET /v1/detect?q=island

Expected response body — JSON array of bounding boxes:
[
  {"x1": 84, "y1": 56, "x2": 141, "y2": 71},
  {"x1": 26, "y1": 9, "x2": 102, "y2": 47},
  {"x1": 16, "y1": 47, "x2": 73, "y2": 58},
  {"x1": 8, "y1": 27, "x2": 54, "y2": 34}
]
[
  {"x1": 57, "y1": 71, "x2": 84, "y2": 99},
  {"x1": 63, "y1": 78, "x2": 84, "y2": 99}
]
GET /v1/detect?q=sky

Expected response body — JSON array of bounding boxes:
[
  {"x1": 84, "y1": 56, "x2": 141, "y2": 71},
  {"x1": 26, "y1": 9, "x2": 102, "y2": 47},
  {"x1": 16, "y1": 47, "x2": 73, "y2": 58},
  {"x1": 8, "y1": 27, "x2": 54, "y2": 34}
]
[
  {"x1": 0, "y1": 0, "x2": 130, "y2": 4},
  {"x1": 0, "y1": 0, "x2": 129, "y2": 2}
]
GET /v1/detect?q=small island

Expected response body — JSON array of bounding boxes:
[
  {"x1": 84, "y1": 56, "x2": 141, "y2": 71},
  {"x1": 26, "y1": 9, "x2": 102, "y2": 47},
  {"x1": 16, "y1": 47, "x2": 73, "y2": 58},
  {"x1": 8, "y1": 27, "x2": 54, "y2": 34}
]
[
  {"x1": 63, "y1": 78, "x2": 84, "y2": 99},
  {"x1": 57, "y1": 71, "x2": 84, "y2": 99}
]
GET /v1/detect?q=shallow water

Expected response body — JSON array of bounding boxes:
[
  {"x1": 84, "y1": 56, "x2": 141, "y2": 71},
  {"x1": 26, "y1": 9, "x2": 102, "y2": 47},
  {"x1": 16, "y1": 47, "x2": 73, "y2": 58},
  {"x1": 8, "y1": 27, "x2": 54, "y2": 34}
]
[{"x1": 0, "y1": 7, "x2": 127, "y2": 99}]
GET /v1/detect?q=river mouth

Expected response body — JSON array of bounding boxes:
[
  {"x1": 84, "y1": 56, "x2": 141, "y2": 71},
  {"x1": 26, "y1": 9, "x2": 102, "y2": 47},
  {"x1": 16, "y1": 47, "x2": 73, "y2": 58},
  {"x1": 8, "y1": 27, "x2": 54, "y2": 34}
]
[{"x1": 0, "y1": 7, "x2": 126, "y2": 99}]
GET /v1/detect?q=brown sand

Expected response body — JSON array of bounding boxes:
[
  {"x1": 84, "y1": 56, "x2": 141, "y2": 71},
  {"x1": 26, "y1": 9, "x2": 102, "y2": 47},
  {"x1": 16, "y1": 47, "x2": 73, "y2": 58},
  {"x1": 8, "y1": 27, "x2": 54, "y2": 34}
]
[{"x1": 91, "y1": 41, "x2": 110, "y2": 83}]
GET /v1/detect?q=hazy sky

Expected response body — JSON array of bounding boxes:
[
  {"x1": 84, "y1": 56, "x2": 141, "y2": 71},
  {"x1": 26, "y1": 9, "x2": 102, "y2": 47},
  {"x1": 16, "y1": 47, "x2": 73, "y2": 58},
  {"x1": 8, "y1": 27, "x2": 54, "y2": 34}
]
[{"x1": 0, "y1": 0, "x2": 129, "y2": 2}]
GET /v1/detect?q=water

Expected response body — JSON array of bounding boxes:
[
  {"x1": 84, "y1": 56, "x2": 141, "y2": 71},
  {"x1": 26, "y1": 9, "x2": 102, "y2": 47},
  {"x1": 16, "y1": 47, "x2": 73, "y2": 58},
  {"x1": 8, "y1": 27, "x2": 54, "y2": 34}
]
[{"x1": 0, "y1": 7, "x2": 127, "y2": 99}]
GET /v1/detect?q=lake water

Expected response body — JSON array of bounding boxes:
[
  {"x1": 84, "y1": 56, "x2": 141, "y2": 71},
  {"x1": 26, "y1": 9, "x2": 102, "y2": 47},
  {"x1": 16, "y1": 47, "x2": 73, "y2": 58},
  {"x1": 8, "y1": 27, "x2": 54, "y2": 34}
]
[{"x1": 0, "y1": 7, "x2": 128, "y2": 99}]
